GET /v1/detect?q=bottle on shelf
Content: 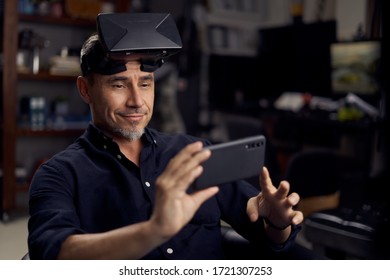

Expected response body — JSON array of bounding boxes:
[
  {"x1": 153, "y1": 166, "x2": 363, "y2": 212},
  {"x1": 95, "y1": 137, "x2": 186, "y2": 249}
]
[{"x1": 29, "y1": 96, "x2": 46, "y2": 130}]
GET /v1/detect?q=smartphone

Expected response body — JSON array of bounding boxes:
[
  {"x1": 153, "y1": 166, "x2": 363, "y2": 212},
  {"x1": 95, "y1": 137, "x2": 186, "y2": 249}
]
[{"x1": 193, "y1": 135, "x2": 266, "y2": 189}]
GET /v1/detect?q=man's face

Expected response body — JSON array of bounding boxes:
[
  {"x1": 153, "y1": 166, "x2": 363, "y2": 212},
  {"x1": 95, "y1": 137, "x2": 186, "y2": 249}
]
[{"x1": 86, "y1": 60, "x2": 155, "y2": 141}]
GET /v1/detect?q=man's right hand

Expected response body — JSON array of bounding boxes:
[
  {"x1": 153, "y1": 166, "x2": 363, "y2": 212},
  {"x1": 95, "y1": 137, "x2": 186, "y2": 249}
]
[{"x1": 151, "y1": 141, "x2": 219, "y2": 239}]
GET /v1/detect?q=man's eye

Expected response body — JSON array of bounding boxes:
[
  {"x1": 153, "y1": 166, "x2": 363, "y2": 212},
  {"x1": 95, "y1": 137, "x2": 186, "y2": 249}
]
[{"x1": 113, "y1": 84, "x2": 125, "y2": 89}]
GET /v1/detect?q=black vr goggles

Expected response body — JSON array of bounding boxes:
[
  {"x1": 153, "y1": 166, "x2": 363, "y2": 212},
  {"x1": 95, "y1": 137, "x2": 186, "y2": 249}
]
[{"x1": 81, "y1": 13, "x2": 183, "y2": 75}]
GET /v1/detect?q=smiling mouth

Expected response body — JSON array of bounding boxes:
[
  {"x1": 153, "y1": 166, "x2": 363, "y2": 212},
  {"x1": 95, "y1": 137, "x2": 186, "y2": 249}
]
[
  {"x1": 118, "y1": 112, "x2": 146, "y2": 121},
  {"x1": 123, "y1": 114, "x2": 144, "y2": 119}
]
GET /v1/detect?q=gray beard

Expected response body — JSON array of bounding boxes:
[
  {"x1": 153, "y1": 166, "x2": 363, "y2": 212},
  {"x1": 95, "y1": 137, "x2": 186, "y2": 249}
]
[{"x1": 113, "y1": 127, "x2": 144, "y2": 141}]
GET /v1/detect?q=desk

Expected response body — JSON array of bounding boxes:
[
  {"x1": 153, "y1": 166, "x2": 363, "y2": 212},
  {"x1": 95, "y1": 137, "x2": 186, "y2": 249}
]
[{"x1": 304, "y1": 196, "x2": 390, "y2": 259}]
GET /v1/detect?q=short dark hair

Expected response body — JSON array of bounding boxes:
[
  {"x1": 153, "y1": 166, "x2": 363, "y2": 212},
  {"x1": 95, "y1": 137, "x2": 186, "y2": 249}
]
[
  {"x1": 80, "y1": 33, "x2": 101, "y2": 62},
  {"x1": 80, "y1": 33, "x2": 107, "y2": 78},
  {"x1": 80, "y1": 34, "x2": 97, "y2": 84}
]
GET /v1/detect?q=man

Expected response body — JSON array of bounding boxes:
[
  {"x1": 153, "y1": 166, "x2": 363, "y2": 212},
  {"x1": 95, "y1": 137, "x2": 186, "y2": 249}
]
[{"x1": 28, "y1": 14, "x2": 303, "y2": 260}]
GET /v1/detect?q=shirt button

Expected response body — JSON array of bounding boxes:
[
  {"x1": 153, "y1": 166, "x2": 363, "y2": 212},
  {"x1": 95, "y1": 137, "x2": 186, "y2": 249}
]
[
  {"x1": 167, "y1": 248, "x2": 173, "y2": 254},
  {"x1": 154, "y1": 139, "x2": 157, "y2": 144},
  {"x1": 117, "y1": 154, "x2": 122, "y2": 160},
  {"x1": 103, "y1": 145, "x2": 107, "y2": 149},
  {"x1": 145, "y1": 181, "x2": 151, "y2": 187}
]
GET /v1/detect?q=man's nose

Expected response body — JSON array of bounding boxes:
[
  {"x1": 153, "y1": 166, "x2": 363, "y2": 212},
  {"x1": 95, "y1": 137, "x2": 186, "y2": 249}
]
[{"x1": 126, "y1": 87, "x2": 144, "y2": 107}]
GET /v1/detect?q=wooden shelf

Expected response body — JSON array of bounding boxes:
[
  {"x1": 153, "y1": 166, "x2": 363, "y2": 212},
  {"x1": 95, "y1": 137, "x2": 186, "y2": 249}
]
[
  {"x1": 18, "y1": 71, "x2": 78, "y2": 82},
  {"x1": 16, "y1": 182, "x2": 30, "y2": 192},
  {"x1": 19, "y1": 14, "x2": 95, "y2": 27},
  {"x1": 17, "y1": 128, "x2": 85, "y2": 137}
]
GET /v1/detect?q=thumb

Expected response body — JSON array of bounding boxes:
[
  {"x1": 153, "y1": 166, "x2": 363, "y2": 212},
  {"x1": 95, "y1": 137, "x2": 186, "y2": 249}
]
[
  {"x1": 191, "y1": 186, "x2": 219, "y2": 208},
  {"x1": 246, "y1": 196, "x2": 260, "y2": 222}
]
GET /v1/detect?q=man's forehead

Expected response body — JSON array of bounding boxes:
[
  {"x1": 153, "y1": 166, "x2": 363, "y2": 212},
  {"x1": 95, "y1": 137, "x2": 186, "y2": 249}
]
[{"x1": 122, "y1": 60, "x2": 155, "y2": 75}]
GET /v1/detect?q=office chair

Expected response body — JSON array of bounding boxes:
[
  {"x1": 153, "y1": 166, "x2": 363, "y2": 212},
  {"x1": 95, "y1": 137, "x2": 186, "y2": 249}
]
[
  {"x1": 221, "y1": 224, "x2": 324, "y2": 259},
  {"x1": 284, "y1": 147, "x2": 366, "y2": 217},
  {"x1": 284, "y1": 147, "x2": 390, "y2": 259}
]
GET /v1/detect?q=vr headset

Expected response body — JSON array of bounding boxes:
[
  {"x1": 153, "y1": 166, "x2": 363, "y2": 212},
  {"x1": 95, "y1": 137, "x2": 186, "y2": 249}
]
[{"x1": 81, "y1": 13, "x2": 182, "y2": 75}]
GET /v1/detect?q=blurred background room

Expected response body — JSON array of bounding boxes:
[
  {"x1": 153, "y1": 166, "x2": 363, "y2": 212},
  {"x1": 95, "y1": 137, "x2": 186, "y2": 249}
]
[{"x1": 1, "y1": 0, "x2": 388, "y2": 259}]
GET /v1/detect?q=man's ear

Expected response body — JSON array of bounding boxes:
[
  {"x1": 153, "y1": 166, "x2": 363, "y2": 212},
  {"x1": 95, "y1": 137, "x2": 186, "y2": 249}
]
[{"x1": 77, "y1": 76, "x2": 92, "y2": 104}]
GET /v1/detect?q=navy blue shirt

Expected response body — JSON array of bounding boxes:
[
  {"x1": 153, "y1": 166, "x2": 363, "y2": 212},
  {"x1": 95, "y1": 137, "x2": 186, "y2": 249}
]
[{"x1": 28, "y1": 124, "x2": 299, "y2": 259}]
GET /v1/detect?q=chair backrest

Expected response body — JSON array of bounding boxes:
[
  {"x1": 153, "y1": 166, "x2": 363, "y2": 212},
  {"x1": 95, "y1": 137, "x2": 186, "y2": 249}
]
[{"x1": 284, "y1": 148, "x2": 368, "y2": 216}]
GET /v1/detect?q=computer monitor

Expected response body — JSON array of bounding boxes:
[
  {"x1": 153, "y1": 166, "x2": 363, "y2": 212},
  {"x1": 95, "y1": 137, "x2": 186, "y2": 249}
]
[
  {"x1": 255, "y1": 21, "x2": 337, "y2": 99},
  {"x1": 331, "y1": 41, "x2": 381, "y2": 96},
  {"x1": 207, "y1": 21, "x2": 337, "y2": 112}
]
